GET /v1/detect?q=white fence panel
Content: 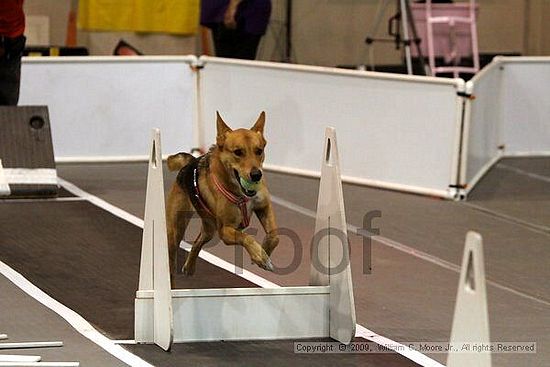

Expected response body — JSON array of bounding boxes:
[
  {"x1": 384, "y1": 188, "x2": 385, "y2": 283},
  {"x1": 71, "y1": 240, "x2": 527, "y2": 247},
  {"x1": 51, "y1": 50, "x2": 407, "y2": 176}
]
[
  {"x1": 20, "y1": 56, "x2": 197, "y2": 161},
  {"x1": 499, "y1": 58, "x2": 550, "y2": 156},
  {"x1": 463, "y1": 57, "x2": 550, "y2": 196},
  {"x1": 463, "y1": 62, "x2": 503, "y2": 189},
  {"x1": 199, "y1": 57, "x2": 463, "y2": 199}
]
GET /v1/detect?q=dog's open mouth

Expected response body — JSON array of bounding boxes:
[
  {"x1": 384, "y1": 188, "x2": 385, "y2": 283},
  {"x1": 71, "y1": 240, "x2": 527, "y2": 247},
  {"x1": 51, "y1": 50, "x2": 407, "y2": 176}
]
[{"x1": 234, "y1": 169, "x2": 258, "y2": 197}]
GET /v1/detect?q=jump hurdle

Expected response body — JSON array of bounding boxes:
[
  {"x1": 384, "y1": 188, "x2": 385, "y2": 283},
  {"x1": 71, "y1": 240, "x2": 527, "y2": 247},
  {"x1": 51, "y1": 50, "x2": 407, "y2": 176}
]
[{"x1": 135, "y1": 128, "x2": 356, "y2": 351}]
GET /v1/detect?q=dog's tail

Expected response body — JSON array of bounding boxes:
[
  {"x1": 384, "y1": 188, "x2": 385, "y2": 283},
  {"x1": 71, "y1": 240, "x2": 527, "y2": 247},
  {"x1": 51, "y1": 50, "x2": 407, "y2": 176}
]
[{"x1": 167, "y1": 152, "x2": 194, "y2": 172}]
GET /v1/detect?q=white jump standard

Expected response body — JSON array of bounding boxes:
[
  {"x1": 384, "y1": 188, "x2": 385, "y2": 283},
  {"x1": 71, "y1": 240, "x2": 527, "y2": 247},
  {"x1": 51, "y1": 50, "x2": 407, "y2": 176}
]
[
  {"x1": 135, "y1": 127, "x2": 356, "y2": 350},
  {"x1": 447, "y1": 231, "x2": 491, "y2": 367}
]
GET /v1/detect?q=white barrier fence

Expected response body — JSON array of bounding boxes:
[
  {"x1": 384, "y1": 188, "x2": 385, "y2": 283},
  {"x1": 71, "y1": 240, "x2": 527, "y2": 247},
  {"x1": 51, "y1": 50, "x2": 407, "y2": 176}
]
[
  {"x1": 462, "y1": 57, "x2": 550, "y2": 196},
  {"x1": 498, "y1": 58, "x2": 550, "y2": 156},
  {"x1": 461, "y1": 61, "x2": 503, "y2": 191},
  {"x1": 20, "y1": 56, "x2": 198, "y2": 161},
  {"x1": 199, "y1": 57, "x2": 465, "y2": 199},
  {"x1": 18, "y1": 55, "x2": 549, "y2": 199}
]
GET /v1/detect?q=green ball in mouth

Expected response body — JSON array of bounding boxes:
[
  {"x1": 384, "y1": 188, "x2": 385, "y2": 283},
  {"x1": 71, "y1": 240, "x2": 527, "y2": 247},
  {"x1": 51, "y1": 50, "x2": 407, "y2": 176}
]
[{"x1": 239, "y1": 176, "x2": 260, "y2": 192}]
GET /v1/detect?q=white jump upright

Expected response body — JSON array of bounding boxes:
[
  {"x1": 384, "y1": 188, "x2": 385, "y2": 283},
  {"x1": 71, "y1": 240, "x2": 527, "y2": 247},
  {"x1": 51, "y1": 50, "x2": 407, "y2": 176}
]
[
  {"x1": 0, "y1": 160, "x2": 10, "y2": 196},
  {"x1": 135, "y1": 129, "x2": 173, "y2": 351},
  {"x1": 310, "y1": 127, "x2": 356, "y2": 343},
  {"x1": 447, "y1": 231, "x2": 491, "y2": 367},
  {"x1": 135, "y1": 127, "x2": 356, "y2": 348}
]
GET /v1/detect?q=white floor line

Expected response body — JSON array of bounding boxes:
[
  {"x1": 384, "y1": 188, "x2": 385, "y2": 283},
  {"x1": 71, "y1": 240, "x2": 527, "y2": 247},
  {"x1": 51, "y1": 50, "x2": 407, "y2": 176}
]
[
  {"x1": 498, "y1": 163, "x2": 550, "y2": 184},
  {"x1": 460, "y1": 201, "x2": 550, "y2": 236},
  {"x1": 355, "y1": 325, "x2": 444, "y2": 367},
  {"x1": 467, "y1": 162, "x2": 550, "y2": 235},
  {"x1": 58, "y1": 178, "x2": 144, "y2": 228},
  {"x1": 271, "y1": 195, "x2": 550, "y2": 308},
  {"x1": 179, "y1": 242, "x2": 280, "y2": 288},
  {"x1": 270, "y1": 195, "x2": 461, "y2": 273},
  {"x1": 0, "y1": 262, "x2": 154, "y2": 367},
  {"x1": 486, "y1": 278, "x2": 550, "y2": 307},
  {"x1": 57, "y1": 179, "x2": 445, "y2": 367}
]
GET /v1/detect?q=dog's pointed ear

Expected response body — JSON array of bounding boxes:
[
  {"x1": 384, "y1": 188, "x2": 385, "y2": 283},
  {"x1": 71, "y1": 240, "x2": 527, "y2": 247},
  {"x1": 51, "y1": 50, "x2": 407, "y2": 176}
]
[
  {"x1": 216, "y1": 111, "x2": 232, "y2": 147},
  {"x1": 251, "y1": 111, "x2": 266, "y2": 135}
]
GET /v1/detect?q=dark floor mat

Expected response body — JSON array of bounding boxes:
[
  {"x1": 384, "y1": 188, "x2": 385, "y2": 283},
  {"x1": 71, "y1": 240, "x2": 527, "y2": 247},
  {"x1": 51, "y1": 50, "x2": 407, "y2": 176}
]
[
  {"x1": 126, "y1": 337, "x2": 420, "y2": 367},
  {"x1": 0, "y1": 201, "x2": 255, "y2": 340}
]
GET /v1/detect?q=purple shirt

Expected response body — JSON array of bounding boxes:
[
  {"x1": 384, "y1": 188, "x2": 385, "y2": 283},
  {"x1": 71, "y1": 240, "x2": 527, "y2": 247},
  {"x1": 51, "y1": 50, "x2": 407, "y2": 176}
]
[{"x1": 200, "y1": 0, "x2": 272, "y2": 36}]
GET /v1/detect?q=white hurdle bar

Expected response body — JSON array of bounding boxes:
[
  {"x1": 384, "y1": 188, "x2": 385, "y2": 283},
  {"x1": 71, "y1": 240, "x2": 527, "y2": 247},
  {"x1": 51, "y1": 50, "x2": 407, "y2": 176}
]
[
  {"x1": 0, "y1": 356, "x2": 41, "y2": 363},
  {"x1": 135, "y1": 127, "x2": 356, "y2": 350},
  {"x1": 0, "y1": 342, "x2": 63, "y2": 349},
  {"x1": 0, "y1": 339, "x2": 79, "y2": 367},
  {"x1": 0, "y1": 363, "x2": 79, "y2": 367}
]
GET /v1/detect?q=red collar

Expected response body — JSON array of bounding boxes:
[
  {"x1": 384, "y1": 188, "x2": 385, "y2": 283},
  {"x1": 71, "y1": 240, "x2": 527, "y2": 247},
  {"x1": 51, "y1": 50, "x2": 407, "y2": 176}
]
[{"x1": 211, "y1": 174, "x2": 250, "y2": 229}]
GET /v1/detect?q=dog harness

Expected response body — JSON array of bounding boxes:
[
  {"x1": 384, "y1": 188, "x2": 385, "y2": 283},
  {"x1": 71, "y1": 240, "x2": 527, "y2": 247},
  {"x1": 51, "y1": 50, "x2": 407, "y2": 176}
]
[
  {"x1": 192, "y1": 166, "x2": 215, "y2": 218},
  {"x1": 178, "y1": 157, "x2": 214, "y2": 218},
  {"x1": 180, "y1": 156, "x2": 250, "y2": 230}
]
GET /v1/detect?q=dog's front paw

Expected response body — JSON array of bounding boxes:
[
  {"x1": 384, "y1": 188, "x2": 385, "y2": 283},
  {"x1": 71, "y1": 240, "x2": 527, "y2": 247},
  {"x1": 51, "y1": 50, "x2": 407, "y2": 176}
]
[
  {"x1": 259, "y1": 256, "x2": 274, "y2": 272},
  {"x1": 252, "y1": 249, "x2": 274, "y2": 272}
]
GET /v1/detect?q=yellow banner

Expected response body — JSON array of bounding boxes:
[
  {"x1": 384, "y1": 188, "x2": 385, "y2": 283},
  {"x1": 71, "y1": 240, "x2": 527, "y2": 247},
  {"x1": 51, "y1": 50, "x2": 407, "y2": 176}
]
[{"x1": 78, "y1": 0, "x2": 199, "y2": 35}]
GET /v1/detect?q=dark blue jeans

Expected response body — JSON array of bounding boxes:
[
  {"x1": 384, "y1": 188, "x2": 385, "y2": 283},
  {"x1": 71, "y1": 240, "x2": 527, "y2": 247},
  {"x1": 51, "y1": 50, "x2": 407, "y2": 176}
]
[{"x1": 0, "y1": 35, "x2": 26, "y2": 106}]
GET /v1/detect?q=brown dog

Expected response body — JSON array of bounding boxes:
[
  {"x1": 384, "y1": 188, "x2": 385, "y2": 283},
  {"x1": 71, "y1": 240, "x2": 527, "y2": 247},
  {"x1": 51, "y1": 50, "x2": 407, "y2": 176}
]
[{"x1": 165, "y1": 111, "x2": 279, "y2": 280}]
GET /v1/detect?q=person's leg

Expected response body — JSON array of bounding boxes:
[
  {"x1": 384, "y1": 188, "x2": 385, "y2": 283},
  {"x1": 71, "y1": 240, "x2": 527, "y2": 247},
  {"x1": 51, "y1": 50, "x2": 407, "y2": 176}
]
[
  {"x1": 232, "y1": 31, "x2": 262, "y2": 60},
  {"x1": 0, "y1": 36, "x2": 26, "y2": 106},
  {"x1": 211, "y1": 24, "x2": 239, "y2": 58}
]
